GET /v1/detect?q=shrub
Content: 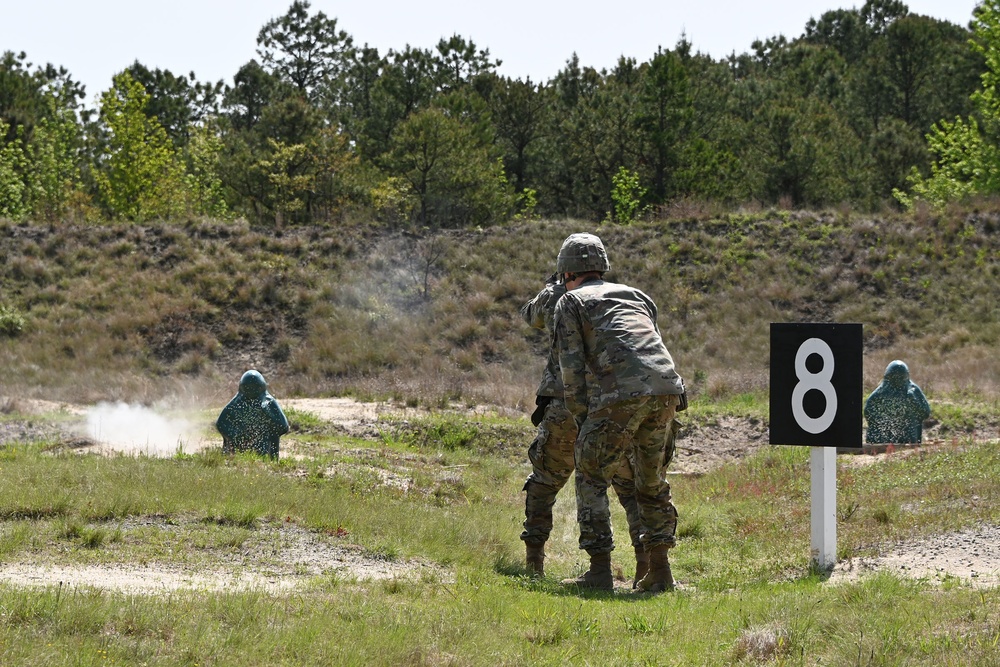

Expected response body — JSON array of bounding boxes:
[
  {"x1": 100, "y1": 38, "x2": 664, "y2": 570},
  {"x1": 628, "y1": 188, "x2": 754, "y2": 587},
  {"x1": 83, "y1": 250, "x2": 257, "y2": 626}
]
[{"x1": 0, "y1": 304, "x2": 26, "y2": 336}]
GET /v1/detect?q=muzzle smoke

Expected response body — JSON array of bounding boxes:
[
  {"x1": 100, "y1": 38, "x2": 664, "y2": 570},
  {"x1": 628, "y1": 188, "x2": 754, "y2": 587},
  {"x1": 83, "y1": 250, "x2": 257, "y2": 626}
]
[{"x1": 81, "y1": 402, "x2": 200, "y2": 456}]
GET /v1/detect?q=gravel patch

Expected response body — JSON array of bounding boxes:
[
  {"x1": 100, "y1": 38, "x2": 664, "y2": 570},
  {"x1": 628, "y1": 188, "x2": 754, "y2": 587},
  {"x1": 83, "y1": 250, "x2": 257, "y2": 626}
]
[{"x1": 830, "y1": 524, "x2": 1000, "y2": 588}]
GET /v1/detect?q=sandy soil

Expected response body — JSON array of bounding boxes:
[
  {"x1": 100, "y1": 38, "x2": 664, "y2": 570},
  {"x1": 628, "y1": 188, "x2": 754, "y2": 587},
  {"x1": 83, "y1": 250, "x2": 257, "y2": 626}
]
[
  {"x1": 829, "y1": 523, "x2": 1000, "y2": 588},
  {"x1": 2, "y1": 395, "x2": 999, "y2": 594},
  {"x1": 673, "y1": 415, "x2": 769, "y2": 475},
  {"x1": 0, "y1": 518, "x2": 446, "y2": 595}
]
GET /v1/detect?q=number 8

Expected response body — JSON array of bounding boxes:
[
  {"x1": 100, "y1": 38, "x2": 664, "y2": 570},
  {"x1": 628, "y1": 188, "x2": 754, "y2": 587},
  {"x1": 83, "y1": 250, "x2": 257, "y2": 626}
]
[{"x1": 791, "y1": 338, "x2": 837, "y2": 434}]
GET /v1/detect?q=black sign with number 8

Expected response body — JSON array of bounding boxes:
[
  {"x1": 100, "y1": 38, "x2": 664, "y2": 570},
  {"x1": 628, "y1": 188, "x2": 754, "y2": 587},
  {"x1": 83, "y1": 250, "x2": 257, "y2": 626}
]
[{"x1": 769, "y1": 323, "x2": 863, "y2": 448}]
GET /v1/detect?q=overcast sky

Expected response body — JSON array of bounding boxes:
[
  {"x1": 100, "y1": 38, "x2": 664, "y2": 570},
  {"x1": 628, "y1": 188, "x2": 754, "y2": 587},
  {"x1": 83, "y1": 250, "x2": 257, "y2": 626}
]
[{"x1": 0, "y1": 0, "x2": 982, "y2": 107}]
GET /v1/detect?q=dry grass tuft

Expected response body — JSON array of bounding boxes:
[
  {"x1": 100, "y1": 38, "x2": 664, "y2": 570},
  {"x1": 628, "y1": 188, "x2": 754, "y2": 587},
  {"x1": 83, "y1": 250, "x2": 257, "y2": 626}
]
[{"x1": 731, "y1": 625, "x2": 793, "y2": 663}]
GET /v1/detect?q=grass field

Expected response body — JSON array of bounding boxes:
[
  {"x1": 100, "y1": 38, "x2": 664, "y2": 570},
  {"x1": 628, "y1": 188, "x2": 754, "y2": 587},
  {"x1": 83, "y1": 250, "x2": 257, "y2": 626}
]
[{"x1": 1, "y1": 403, "x2": 999, "y2": 666}]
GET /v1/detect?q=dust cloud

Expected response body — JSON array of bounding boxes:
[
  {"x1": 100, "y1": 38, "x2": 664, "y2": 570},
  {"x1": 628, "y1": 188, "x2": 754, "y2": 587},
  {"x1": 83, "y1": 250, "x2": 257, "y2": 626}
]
[{"x1": 80, "y1": 402, "x2": 201, "y2": 456}]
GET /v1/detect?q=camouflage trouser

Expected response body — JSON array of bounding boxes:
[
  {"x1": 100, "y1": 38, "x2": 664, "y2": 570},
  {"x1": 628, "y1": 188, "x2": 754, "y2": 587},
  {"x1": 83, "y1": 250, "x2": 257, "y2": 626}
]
[
  {"x1": 521, "y1": 398, "x2": 643, "y2": 547},
  {"x1": 574, "y1": 394, "x2": 680, "y2": 555}
]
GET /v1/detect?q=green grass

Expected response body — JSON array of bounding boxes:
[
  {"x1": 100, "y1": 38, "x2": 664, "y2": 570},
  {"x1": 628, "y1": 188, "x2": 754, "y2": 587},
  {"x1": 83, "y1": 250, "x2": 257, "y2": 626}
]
[
  {"x1": 1, "y1": 410, "x2": 1000, "y2": 664},
  {"x1": 3, "y1": 575, "x2": 1000, "y2": 666},
  {"x1": 686, "y1": 390, "x2": 769, "y2": 421}
]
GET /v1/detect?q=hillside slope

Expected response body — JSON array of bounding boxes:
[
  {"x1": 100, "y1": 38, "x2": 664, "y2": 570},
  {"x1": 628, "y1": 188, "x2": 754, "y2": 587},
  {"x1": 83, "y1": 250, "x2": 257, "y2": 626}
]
[{"x1": 0, "y1": 208, "x2": 998, "y2": 410}]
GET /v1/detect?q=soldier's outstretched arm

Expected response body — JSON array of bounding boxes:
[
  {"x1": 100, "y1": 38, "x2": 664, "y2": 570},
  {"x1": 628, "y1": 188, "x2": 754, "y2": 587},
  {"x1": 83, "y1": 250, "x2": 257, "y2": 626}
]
[{"x1": 521, "y1": 283, "x2": 560, "y2": 330}]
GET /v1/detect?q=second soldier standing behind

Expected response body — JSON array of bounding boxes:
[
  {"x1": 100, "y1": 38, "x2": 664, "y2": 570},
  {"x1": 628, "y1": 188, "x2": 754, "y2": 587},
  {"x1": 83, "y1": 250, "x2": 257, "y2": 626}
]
[
  {"x1": 520, "y1": 273, "x2": 650, "y2": 585},
  {"x1": 552, "y1": 233, "x2": 686, "y2": 593}
]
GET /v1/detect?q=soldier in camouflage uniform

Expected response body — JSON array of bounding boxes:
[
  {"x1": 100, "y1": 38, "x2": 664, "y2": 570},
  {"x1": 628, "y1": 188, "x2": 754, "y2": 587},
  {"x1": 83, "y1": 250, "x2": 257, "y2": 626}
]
[
  {"x1": 552, "y1": 233, "x2": 685, "y2": 593},
  {"x1": 216, "y1": 370, "x2": 289, "y2": 460},
  {"x1": 520, "y1": 276, "x2": 647, "y2": 583}
]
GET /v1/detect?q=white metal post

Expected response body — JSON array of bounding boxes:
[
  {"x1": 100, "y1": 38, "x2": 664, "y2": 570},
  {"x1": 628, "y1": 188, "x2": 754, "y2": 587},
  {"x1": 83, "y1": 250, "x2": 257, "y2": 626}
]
[{"x1": 810, "y1": 446, "x2": 837, "y2": 570}]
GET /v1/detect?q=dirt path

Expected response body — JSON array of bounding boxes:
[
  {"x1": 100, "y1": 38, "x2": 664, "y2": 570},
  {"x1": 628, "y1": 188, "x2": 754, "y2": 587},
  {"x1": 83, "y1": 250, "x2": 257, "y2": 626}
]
[
  {"x1": 673, "y1": 416, "x2": 768, "y2": 475},
  {"x1": 0, "y1": 518, "x2": 446, "y2": 595},
  {"x1": 283, "y1": 397, "x2": 424, "y2": 426},
  {"x1": 829, "y1": 523, "x2": 1000, "y2": 588}
]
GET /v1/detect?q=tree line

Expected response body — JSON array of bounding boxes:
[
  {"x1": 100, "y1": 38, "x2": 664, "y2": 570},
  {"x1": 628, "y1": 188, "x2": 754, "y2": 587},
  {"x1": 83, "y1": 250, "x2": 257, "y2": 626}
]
[{"x1": 0, "y1": 0, "x2": 996, "y2": 227}]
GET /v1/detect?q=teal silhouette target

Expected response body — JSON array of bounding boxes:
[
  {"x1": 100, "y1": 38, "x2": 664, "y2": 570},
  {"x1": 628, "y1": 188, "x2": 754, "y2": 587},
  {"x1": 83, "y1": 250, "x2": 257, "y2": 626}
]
[
  {"x1": 216, "y1": 370, "x2": 289, "y2": 459},
  {"x1": 863, "y1": 360, "x2": 930, "y2": 445}
]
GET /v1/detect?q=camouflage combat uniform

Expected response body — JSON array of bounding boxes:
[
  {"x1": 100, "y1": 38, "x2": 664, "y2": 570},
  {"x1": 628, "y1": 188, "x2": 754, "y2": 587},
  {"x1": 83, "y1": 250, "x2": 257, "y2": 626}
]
[
  {"x1": 520, "y1": 282, "x2": 644, "y2": 549},
  {"x1": 553, "y1": 277, "x2": 684, "y2": 555}
]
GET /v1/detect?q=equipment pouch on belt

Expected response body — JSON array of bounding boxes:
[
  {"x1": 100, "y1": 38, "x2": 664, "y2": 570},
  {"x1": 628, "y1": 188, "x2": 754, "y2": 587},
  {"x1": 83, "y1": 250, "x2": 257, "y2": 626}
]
[{"x1": 531, "y1": 395, "x2": 553, "y2": 427}]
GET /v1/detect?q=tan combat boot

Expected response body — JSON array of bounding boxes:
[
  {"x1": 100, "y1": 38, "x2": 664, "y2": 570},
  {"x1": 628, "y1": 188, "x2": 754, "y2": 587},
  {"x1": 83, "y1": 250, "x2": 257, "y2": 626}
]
[
  {"x1": 561, "y1": 552, "x2": 613, "y2": 591},
  {"x1": 635, "y1": 544, "x2": 673, "y2": 593},
  {"x1": 525, "y1": 542, "x2": 545, "y2": 577},
  {"x1": 633, "y1": 546, "x2": 649, "y2": 589}
]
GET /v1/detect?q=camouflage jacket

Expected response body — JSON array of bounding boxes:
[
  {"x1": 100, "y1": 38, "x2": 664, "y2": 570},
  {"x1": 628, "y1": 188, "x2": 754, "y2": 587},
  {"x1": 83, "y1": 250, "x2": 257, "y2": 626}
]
[
  {"x1": 553, "y1": 278, "x2": 684, "y2": 424},
  {"x1": 521, "y1": 282, "x2": 567, "y2": 398}
]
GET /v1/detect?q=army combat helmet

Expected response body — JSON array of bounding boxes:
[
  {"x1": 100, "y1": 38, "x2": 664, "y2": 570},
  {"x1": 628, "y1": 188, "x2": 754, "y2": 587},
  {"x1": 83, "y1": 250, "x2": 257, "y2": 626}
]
[{"x1": 556, "y1": 233, "x2": 610, "y2": 274}]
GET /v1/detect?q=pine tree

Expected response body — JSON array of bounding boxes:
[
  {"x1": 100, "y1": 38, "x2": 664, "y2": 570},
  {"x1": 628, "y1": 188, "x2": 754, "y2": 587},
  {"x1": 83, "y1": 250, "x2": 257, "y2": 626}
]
[{"x1": 95, "y1": 71, "x2": 186, "y2": 220}]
